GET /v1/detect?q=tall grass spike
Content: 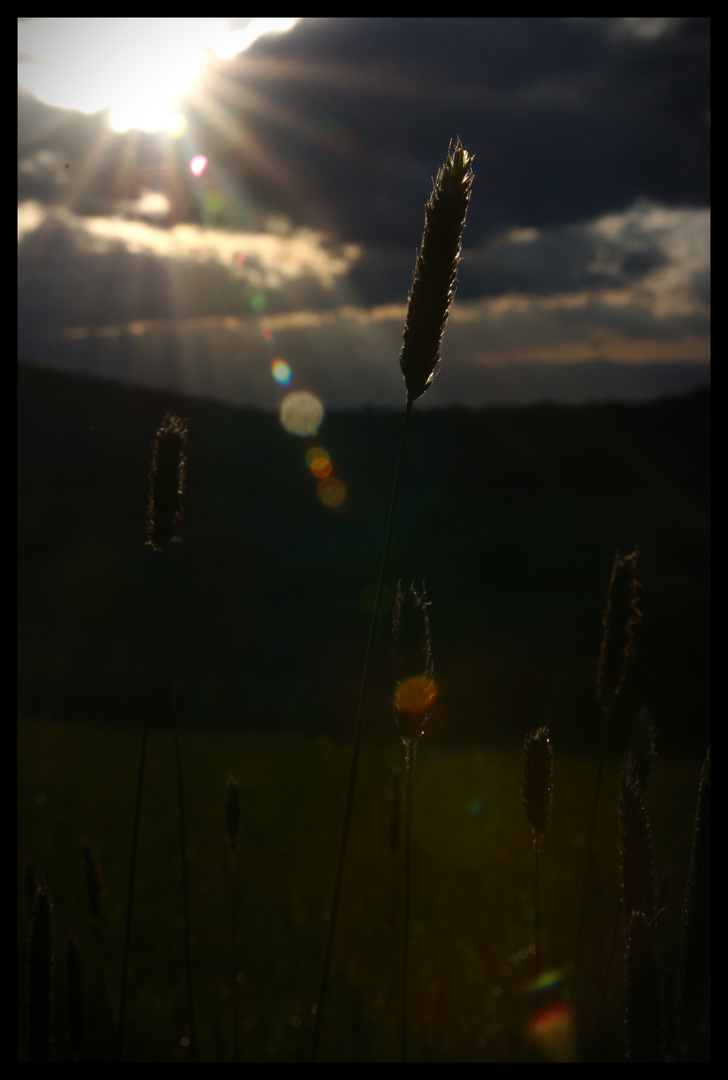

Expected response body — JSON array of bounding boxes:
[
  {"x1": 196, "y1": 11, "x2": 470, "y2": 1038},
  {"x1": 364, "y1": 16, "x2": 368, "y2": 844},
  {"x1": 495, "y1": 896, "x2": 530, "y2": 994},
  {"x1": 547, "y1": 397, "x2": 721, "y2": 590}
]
[
  {"x1": 399, "y1": 139, "x2": 473, "y2": 404},
  {"x1": 521, "y1": 727, "x2": 554, "y2": 848},
  {"x1": 146, "y1": 413, "x2": 188, "y2": 551},
  {"x1": 596, "y1": 546, "x2": 641, "y2": 712}
]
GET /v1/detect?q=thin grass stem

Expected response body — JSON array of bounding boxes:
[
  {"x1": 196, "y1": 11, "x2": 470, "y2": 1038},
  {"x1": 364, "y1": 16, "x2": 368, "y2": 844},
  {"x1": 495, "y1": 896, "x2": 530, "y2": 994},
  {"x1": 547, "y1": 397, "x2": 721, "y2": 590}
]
[
  {"x1": 400, "y1": 740, "x2": 415, "y2": 1062},
  {"x1": 310, "y1": 399, "x2": 412, "y2": 1061},
  {"x1": 572, "y1": 708, "x2": 608, "y2": 1016},
  {"x1": 168, "y1": 631, "x2": 197, "y2": 1061},
  {"x1": 231, "y1": 862, "x2": 238, "y2": 1061},
  {"x1": 116, "y1": 551, "x2": 167, "y2": 1061}
]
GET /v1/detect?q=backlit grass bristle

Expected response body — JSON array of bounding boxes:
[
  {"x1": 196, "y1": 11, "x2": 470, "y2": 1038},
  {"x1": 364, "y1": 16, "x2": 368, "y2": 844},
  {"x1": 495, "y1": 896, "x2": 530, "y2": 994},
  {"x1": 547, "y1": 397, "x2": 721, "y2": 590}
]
[
  {"x1": 146, "y1": 412, "x2": 188, "y2": 552},
  {"x1": 596, "y1": 546, "x2": 641, "y2": 712},
  {"x1": 399, "y1": 139, "x2": 474, "y2": 405},
  {"x1": 521, "y1": 727, "x2": 554, "y2": 848}
]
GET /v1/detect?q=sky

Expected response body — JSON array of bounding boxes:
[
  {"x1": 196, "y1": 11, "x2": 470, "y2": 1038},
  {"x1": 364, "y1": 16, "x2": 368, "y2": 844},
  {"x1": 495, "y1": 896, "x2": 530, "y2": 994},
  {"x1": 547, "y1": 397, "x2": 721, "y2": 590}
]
[{"x1": 18, "y1": 17, "x2": 710, "y2": 419}]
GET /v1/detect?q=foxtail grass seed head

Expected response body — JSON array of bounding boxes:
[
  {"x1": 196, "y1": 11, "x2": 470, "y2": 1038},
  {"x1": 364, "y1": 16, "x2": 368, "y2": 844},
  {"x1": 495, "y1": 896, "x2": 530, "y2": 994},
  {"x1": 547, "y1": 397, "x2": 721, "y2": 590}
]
[
  {"x1": 399, "y1": 139, "x2": 473, "y2": 405},
  {"x1": 596, "y1": 546, "x2": 641, "y2": 712},
  {"x1": 628, "y1": 706, "x2": 657, "y2": 795},
  {"x1": 392, "y1": 581, "x2": 437, "y2": 742},
  {"x1": 146, "y1": 412, "x2": 188, "y2": 551},
  {"x1": 618, "y1": 761, "x2": 656, "y2": 925},
  {"x1": 225, "y1": 775, "x2": 241, "y2": 855},
  {"x1": 521, "y1": 727, "x2": 554, "y2": 847},
  {"x1": 27, "y1": 885, "x2": 54, "y2": 1063}
]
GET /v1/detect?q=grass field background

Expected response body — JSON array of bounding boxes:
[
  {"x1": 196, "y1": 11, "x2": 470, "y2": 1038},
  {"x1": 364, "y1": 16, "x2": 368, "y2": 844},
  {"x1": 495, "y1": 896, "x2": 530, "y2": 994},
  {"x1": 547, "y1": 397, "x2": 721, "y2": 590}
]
[
  {"x1": 18, "y1": 718, "x2": 703, "y2": 1061},
  {"x1": 18, "y1": 365, "x2": 709, "y2": 1060}
]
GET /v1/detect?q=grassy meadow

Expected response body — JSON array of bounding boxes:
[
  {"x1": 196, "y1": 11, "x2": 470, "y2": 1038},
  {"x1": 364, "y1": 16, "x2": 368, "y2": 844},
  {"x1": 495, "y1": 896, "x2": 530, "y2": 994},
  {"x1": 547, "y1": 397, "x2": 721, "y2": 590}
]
[
  {"x1": 18, "y1": 716, "x2": 705, "y2": 1061},
  {"x1": 18, "y1": 144, "x2": 708, "y2": 1062}
]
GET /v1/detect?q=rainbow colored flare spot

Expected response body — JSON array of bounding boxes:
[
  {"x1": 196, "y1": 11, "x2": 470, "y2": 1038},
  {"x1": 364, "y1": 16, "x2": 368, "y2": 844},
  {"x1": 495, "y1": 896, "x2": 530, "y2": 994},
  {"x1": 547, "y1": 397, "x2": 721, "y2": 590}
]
[
  {"x1": 271, "y1": 359, "x2": 292, "y2": 385},
  {"x1": 525, "y1": 1001, "x2": 576, "y2": 1062}
]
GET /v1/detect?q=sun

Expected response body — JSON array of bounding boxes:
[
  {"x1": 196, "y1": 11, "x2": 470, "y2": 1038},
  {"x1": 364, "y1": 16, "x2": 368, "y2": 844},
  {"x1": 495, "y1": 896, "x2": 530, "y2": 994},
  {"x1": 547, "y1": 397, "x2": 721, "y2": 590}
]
[{"x1": 18, "y1": 18, "x2": 300, "y2": 134}]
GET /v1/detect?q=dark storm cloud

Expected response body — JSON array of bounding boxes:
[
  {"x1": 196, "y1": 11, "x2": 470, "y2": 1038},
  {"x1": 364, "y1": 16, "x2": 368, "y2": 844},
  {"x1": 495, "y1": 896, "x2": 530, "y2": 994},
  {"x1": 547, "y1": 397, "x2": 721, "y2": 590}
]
[
  {"x1": 19, "y1": 18, "x2": 710, "y2": 247},
  {"x1": 220, "y1": 16, "x2": 710, "y2": 246}
]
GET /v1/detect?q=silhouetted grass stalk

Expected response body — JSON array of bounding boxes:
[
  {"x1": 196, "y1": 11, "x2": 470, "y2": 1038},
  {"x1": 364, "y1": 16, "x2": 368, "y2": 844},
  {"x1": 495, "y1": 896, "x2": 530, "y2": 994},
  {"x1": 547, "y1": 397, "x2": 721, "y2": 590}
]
[
  {"x1": 401, "y1": 738, "x2": 415, "y2": 1062},
  {"x1": 675, "y1": 745, "x2": 710, "y2": 1060},
  {"x1": 225, "y1": 776, "x2": 241, "y2": 1061},
  {"x1": 27, "y1": 885, "x2": 54, "y2": 1062},
  {"x1": 392, "y1": 581, "x2": 436, "y2": 1061},
  {"x1": 589, "y1": 709, "x2": 658, "y2": 1059},
  {"x1": 619, "y1": 761, "x2": 663, "y2": 1060},
  {"x1": 521, "y1": 727, "x2": 554, "y2": 1052},
  {"x1": 573, "y1": 547, "x2": 640, "y2": 1024},
  {"x1": 310, "y1": 140, "x2": 472, "y2": 1061},
  {"x1": 117, "y1": 415, "x2": 195, "y2": 1061}
]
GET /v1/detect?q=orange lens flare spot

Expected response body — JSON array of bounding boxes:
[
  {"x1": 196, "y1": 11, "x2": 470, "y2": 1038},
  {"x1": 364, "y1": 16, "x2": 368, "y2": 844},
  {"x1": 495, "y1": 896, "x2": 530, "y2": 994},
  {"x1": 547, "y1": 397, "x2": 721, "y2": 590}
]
[
  {"x1": 310, "y1": 456, "x2": 332, "y2": 479},
  {"x1": 317, "y1": 476, "x2": 346, "y2": 508},
  {"x1": 395, "y1": 676, "x2": 439, "y2": 715}
]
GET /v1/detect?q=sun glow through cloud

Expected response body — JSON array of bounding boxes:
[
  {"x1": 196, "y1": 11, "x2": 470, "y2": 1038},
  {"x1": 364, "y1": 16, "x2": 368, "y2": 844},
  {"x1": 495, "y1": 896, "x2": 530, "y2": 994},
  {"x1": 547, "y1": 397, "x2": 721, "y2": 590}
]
[{"x1": 18, "y1": 18, "x2": 301, "y2": 133}]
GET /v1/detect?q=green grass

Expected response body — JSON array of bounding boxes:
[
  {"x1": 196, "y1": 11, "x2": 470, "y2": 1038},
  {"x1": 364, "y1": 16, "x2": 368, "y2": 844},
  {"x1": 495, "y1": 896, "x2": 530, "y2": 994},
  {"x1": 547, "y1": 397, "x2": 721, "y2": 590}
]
[{"x1": 18, "y1": 718, "x2": 702, "y2": 1061}]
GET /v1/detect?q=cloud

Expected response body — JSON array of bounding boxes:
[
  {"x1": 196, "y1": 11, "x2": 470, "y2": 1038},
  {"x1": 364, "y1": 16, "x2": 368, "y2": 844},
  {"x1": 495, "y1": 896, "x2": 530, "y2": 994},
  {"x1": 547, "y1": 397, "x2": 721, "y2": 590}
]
[{"x1": 17, "y1": 18, "x2": 710, "y2": 407}]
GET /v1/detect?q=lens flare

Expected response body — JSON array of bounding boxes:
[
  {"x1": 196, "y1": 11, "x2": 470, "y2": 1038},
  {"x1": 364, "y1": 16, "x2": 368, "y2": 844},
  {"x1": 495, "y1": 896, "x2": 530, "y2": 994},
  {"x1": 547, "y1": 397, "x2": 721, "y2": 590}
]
[
  {"x1": 520, "y1": 967, "x2": 568, "y2": 994},
  {"x1": 305, "y1": 445, "x2": 329, "y2": 468},
  {"x1": 271, "y1": 359, "x2": 292, "y2": 385},
  {"x1": 317, "y1": 476, "x2": 346, "y2": 508},
  {"x1": 166, "y1": 112, "x2": 187, "y2": 138},
  {"x1": 525, "y1": 1001, "x2": 576, "y2": 1062},
  {"x1": 189, "y1": 154, "x2": 208, "y2": 177},
  {"x1": 306, "y1": 446, "x2": 332, "y2": 479},
  {"x1": 280, "y1": 391, "x2": 324, "y2": 436},
  {"x1": 394, "y1": 676, "x2": 439, "y2": 715}
]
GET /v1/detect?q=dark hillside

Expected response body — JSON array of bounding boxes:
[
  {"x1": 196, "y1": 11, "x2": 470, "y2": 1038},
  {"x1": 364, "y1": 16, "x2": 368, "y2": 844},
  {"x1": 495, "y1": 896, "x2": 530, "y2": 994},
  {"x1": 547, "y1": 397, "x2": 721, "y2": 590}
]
[{"x1": 18, "y1": 361, "x2": 709, "y2": 756}]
